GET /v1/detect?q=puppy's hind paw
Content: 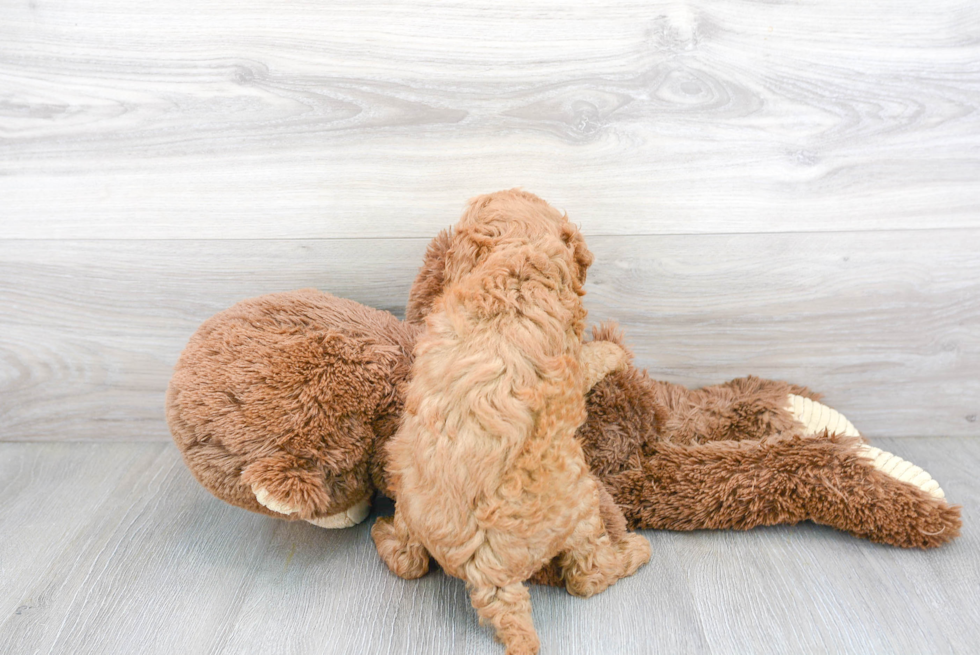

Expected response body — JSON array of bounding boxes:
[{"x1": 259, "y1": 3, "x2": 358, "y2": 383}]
[
  {"x1": 618, "y1": 533, "x2": 652, "y2": 579},
  {"x1": 371, "y1": 516, "x2": 431, "y2": 579}
]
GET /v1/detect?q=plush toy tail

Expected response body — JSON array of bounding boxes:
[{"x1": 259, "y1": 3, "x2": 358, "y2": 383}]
[
  {"x1": 604, "y1": 433, "x2": 961, "y2": 549},
  {"x1": 786, "y1": 394, "x2": 947, "y2": 499},
  {"x1": 579, "y1": 326, "x2": 960, "y2": 549}
]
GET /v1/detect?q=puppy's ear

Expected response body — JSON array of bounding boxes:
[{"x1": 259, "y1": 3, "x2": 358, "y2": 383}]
[
  {"x1": 441, "y1": 195, "x2": 498, "y2": 284},
  {"x1": 444, "y1": 225, "x2": 498, "y2": 285},
  {"x1": 560, "y1": 219, "x2": 593, "y2": 288},
  {"x1": 406, "y1": 227, "x2": 453, "y2": 325}
]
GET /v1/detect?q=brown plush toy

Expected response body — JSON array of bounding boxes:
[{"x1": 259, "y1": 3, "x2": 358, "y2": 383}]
[{"x1": 166, "y1": 201, "x2": 961, "y2": 566}]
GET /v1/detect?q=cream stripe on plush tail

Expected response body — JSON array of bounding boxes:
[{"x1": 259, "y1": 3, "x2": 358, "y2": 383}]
[
  {"x1": 786, "y1": 394, "x2": 945, "y2": 500},
  {"x1": 787, "y1": 394, "x2": 860, "y2": 437}
]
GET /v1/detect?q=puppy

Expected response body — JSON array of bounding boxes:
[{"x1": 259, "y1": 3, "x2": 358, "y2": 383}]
[{"x1": 372, "y1": 190, "x2": 651, "y2": 655}]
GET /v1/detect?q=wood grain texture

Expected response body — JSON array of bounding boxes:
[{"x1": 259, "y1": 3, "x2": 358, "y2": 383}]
[
  {"x1": 0, "y1": 439, "x2": 976, "y2": 654},
  {"x1": 1, "y1": 230, "x2": 977, "y2": 442},
  {"x1": 586, "y1": 229, "x2": 980, "y2": 438},
  {"x1": 2, "y1": 0, "x2": 979, "y2": 238},
  {"x1": 3, "y1": 2, "x2": 978, "y2": 651},
  {"x1": 0, "y1": 238, "x2": 430, "y2": 441}
]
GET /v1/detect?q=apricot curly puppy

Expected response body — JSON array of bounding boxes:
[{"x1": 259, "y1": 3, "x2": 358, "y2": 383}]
[{"x1": 372, "y1": 190, "x2": 651, "y2": 655}]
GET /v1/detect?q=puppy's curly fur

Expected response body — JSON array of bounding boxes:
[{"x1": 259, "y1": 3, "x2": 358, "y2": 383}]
[{"x1": 373, "y1": 190, "x2": 651, "y2": 655}]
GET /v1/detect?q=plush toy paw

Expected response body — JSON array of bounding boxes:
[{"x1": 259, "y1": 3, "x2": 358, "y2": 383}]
[
  {"x1": 371, "y1": 516, "x2": 431, "y2": 579},
  {"x1": 306, "y1": 497, "x2": 373, "y2": 528},
  {"x1": 786, "y1": 394, "x2": 946, "y2": 500},
  {"x1": 252, "y1": 484, "x2": 372, "y2": 528},
  {"x1": 253, "y1": 485, "x2": 300, "y2": 515}
]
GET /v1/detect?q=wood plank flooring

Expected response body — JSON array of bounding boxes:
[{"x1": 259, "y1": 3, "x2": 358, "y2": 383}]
[{"x1": 0, "y1": 438, "x2": 976, "y2": 655}]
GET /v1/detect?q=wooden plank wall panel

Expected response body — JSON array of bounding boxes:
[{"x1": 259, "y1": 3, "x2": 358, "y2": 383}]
[
  {"x1": 1, "y1": 230, "x2": 977, "y2": 442},
  {"x1": 2, "y1": 0, "x2": 979, "y2": 238},
  {"x1": 0, "y1": 239, "x2": 430, "y2": 441},
  {"x1": 0, "y1": 440, "x2": 977, "y2": 654},
  {"x1": 586, "y1": 230, "x2": 980, "y2": 437}
]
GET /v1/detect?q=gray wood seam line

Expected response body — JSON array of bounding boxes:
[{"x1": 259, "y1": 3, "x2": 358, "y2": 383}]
[
  {"x1": 1, "y1": 232, "x2": 977, "y2": 441},
  {"x1": 0, "y1": 439, "x2": 975, "y2": 654},
  {"x1": 2, "y1": 0, "x2": 979, "y2": 238}
]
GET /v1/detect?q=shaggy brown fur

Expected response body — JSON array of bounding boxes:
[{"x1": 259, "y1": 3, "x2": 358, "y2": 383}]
[
  {"x1": 168, "y1": 291, "x2": 959, "y2": 553},
  {"x1": 167, "y1": 197, "x2": 961, "y2": 579},
  {"x1": 166, "y1": 290, "x2": 419, "y2": 523},
  {"x1": 406, "y1": 231, "x2": 962, "y2": 551},
  {"x1": 576, "y1": 327, "x2": 961, "y2": 549},
  {"x1": 373, "y1": 190, "x2": 650, "y2": 655}
]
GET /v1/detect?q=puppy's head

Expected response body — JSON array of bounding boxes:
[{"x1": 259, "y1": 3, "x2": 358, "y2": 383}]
[{"x1": 406, "y1": 189, "x2": 592, "y2": 323}]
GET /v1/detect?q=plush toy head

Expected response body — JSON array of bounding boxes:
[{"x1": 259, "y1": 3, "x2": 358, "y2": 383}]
[{"x1": 166, "y1": 290, "x2": 418, "y2": 528}]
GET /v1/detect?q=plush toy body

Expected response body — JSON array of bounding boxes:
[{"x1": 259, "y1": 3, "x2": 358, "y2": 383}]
[
  {"x1": 167, "y1": 289, "x2": 960, "y2": 553},
  {"x1": 167, "y1": 190, "x2": 960, "y2": 560},
  {"x1": 577, "y1": 332, "x2": 959, "y2": 549}
]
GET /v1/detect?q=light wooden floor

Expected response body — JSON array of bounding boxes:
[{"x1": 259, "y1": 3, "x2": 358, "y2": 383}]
[
  {"x1": 0, "y1": 438, "x2": 977, "y2": 655},
  {"x1": 2, "y1": 0, "x2": 979, "y2": 653}
]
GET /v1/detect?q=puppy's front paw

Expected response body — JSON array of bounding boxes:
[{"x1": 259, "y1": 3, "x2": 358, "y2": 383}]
[{"x1": 581, "y1": 341, "x2": 629, "y2": 390}]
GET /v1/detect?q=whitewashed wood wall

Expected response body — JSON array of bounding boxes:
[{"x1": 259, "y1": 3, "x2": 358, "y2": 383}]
[{"x1": 2, "y1": 0, "x2": 978, "y2": 440}]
